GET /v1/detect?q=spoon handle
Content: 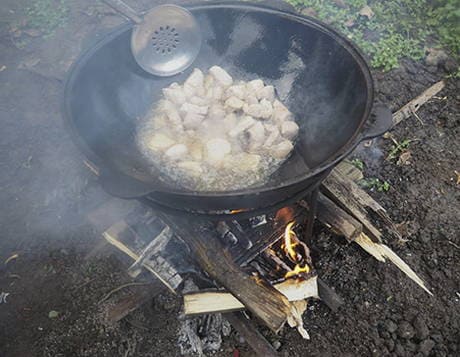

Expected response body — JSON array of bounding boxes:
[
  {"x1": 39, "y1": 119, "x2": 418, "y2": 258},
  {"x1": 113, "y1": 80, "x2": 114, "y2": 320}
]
[{"x1": 101, "y1": 0, "x2": 143, "y2": 24}]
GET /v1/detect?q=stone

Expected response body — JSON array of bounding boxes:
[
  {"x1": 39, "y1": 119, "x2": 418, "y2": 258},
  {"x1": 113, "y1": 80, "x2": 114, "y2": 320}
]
[
  {"x1": 413, "y1": 316, "x2": 429, "y2": 340},
  {"x1": 395, "y1": 343, "x2": 405, "y2": 357},
  {"x1": 418, "y1": 339, "x2": 435, "y2": 356},
  {"x1": 398, "y1": 320, "x2": 415, "y2": 339},
  {"x1": 385, "y1": 338, "x2": 395, "y2": 352},
  {"x1": 425, "y1": 48, "x2": 448, "y2": 67},
  {"x1": 385, "y1": 319, "x2": 398, "y2": 333},
  {"x1": 273, "y1": 340, "x2": 281, "y2": 350}
]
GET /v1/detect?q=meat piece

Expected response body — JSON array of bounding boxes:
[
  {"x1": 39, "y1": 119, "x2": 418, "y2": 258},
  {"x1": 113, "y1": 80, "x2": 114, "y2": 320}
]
[
  {"x1": 146, "y1": 133, "x2": 175, "y2": 151},
  {"x1": 225, "y1": 96, "x2": 245, "y2": 111},
  {"x1": 246, "y1": 95, "x2": 259, "y2": 105},
  {"x1": 189, "y1": 141, "x2": 203, "y2": 161},
  {"x1": 281, "y1": 121, "x2": 299, "y2": 140},
  {"x1": 159, "y1": 100, "x2": 182, "y2": 126},
  {"x1": 189, "y1": 96, "x2": 209, "y2": 106},
  {"x1": 246, "y1": 121, "x2": 266, "y2": 151},
  {"x1": 165, "y1": 144, "x2": 188, "y2": 160},
  {"x1": 225, "y1": 85, "x2": 246, "y2": 100},
  {"x1": 162, "y1": 84, "x2": 187, "y2": 105},
  {"x1": 273, "y1": 99, "x2": 293, "y2": 122},
  {"x1": 206, "y1": 138, "x2": 232, "y2": 163},
  {"x1": 224, "y1": 113, "x2": 238, "y2": 131},
  {"x1": 208, "y1": 105, "x2": 226, "y2": 120},
  {"x1": 264, "y1": 124, "x2": 281, "y2": 147},
  {"x1": 183, "y1": 113, "x2": 204, "y2": 130},
  {"x1": 259, "y1": 99, "x2": 273, "y2": 119},
  {"x1": 209, "y1": 66, "x2": 233, "y2": 87},
  {"x1": 229, "y1": 116, "x2": 256, "y2": 137},
  {"x1": 257, "y1": 85, "x2": 275, "y2": 102},
  {"x1": 224, "y1": 153, "x2": 261, "y2": 171},
  {"x1": 244, "y1": 100, "x2": 272, "y2": 119},
  {"x1": 247, "y1": 79, "x2": 264, "y2": 92},
  {"x1": 184, "y1": 68, "x2": 204, "y2": 89},
  {"x1": 204, "y1": 74, "x2": 215, "y2": 90},
  {"x1": 244, "y1": 103, "x2": 264, "y2": 118},
  {"x1": 180, "y1": 103, "x2": 208, "y2": 116},
  {"x1": 271, "y1": 140, "x2": 293, "y2": 160}
]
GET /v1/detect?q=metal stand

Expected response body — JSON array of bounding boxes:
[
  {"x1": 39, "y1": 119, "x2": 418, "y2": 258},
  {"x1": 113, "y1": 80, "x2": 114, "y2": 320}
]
[{"x1": 303, "y1": 187, "x2": 319, "y2": 246}]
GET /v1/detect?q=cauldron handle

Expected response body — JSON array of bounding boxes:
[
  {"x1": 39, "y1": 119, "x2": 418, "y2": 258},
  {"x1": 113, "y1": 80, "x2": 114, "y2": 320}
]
[{"x1": 360, "y1": 104, "x2": 393, "y2": 141}]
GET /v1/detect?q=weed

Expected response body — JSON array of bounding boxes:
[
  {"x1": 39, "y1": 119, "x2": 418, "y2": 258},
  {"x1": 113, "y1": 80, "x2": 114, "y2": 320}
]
[
  {"x1": 351, "y1": 158, "x2": 365, "y2": 170},
  {"x1": 359, "y1": 178, "x2": 391, "y2": 192},
  {"x1": 387, "y1": 138, "x2": 412, "y2": 160},
  {"x1": 26, "y1": 0, "x2": 69, "y2": 37}
]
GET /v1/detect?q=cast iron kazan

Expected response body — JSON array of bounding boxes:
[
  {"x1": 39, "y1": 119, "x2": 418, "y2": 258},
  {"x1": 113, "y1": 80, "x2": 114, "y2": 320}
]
[{"x1": 63, "y1": 1, "x2": 393, "y2": 217}]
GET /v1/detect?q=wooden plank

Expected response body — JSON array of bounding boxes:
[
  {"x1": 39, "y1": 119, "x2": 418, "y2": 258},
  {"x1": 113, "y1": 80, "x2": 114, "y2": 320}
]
[{"x1": 184, "y1": 277, "x2": 318, "y2": 315}]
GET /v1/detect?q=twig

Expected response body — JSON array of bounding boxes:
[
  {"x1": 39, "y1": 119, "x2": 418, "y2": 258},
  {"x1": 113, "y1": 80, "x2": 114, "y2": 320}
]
[
  {"x1": 98, "y1": 282, "x2": 149, "y2": 304},
  {"x1": 447, "y1": 240, "x2": 460, "y2": 250}
]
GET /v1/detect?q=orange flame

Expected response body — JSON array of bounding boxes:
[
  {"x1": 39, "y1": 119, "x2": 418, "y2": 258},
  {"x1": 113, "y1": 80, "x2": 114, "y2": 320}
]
[
  {"x1": 282, "y1": 221, "x2": 311, "y2": 279},
  {"x1": 229, "y1": 209, "x2": 246, "y2": 214},
  {"x1": 283, "y1": 222, "x2": 299, "y2": 262},
  {"x1": 285, "y1": 264, "x2": 310, "y2": 279}
]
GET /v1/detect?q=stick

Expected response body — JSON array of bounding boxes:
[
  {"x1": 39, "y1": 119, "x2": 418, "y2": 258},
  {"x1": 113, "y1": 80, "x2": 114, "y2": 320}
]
[
  {"x1": 183, "y1": 276, "x2": 318, "y2": 315},
  {"x1": 392, "y1": 80, "x2": 445, "y2": 125},
  {"x1": 354, "y1": 234, "x2": 432, "y2": 295},
  {"x1": 225, "y1": 312, "x2": 279, "y2": 357}
]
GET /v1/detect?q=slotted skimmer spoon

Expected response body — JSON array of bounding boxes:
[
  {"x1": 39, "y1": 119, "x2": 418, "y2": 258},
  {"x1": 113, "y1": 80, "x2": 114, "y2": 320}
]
[{"x1": 102, "y1": 0, "x2": 202, "y2": 76}]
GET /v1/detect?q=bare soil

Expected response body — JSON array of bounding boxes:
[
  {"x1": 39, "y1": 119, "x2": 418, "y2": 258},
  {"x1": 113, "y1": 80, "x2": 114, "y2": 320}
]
[{"x1": 0, "y1": 1, "x2": 458, "y2": 356}]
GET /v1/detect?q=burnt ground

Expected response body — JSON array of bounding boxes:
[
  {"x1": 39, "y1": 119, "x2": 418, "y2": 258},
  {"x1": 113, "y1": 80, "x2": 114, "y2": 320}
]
[{"x1": 0, "y1": 1, "x2": 459, "y2": 356}]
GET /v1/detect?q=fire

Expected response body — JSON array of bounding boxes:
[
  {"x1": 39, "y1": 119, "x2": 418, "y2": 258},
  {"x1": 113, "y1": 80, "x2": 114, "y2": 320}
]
[
  {"x1": 282, "y1": 221, "x2": 311, "y2": 279},
  {"x1": 284, "y1": 222, "x2": 299, "y2": 262},
  {"x1": 285, "y1": 264, "x2": 310, "y2": 279},
  {"x1": 229, "y1": 208, "x2": 246, "y2": 214}
]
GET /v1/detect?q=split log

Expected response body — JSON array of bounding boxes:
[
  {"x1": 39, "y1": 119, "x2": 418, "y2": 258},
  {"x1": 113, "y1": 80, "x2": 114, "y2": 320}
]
[
  {"x1": 103, "y1": 220, "x2": 182, "y2": 292},
  {"x1": 183, "y1": 276, "x2": 318, "y2": 315},
  {"x1": 301, "y1": 194, "x2": 363, "y2": 242},
  {"x1": 159, "y1": 213, "x2": 294, "y2": 333},
  {"x1": 322, "y1": 169, "x2": 383, "y2": 242},
  {"x1": 225, "y1": 312, "x2": 279, "y2": 357}
]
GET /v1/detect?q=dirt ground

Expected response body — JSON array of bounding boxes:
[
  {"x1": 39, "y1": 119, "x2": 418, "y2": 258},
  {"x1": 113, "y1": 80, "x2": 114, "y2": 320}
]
[{"x1": 0, "y1": 1, "x2": 458, "y2": 356}]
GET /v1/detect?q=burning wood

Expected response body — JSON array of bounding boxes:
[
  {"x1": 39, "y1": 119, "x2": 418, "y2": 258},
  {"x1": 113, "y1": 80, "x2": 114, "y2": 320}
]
[{"x1": 183, "y1": 276, "x2": 318, "y2": 315}]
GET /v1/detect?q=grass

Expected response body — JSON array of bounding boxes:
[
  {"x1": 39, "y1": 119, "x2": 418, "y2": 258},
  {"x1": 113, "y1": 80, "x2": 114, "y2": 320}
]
[
  {"x1": 359, "y1": 177, "x2": 391, "y2": 192},
  {"x1": 350, "y1": 158, "x2": 365, "y2": 170},
  {"x1": 25, "y1": 0, "x2": 69, "y2": 37},
  {"x1": 286, "y1": 0, "x2": 460, "y2": 72}
]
